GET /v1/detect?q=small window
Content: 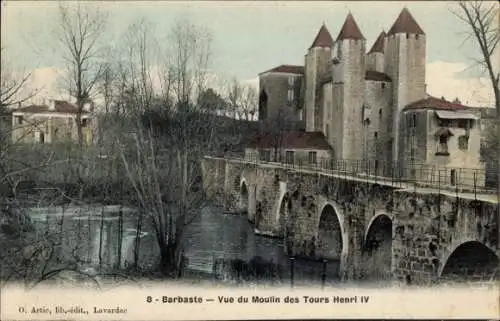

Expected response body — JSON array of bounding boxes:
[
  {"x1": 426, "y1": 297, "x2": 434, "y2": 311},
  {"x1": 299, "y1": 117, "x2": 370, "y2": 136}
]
[
  {"x1": 406, "y1": 33, "x2": 409, "y2": 39},
  {"x1": 374, "y1": 132, "x2": 378, "y2": 139},
  {"x1": 285, "y1": 151, "x2": 294, "y2": 164},
  {"x1": 379, "y1": 109, "x2": 382, "y2": 120},
  {"x1": 16, "y1": 116, "x2": 24, "y2": 125},
  {"x1": 308, "y1": 151, "x2": 317, "y2": 165},
  {"x1": 438, "y1": 135, "x2": 449, "y2": 154},
  {"x1": 458, "y1": 135, "x2": 469, "y2": 151},
  {"x1": 381, "y1": 83, "x2": 385, "y2": 90},
  {"x1": 81, "y1": 119, "x2": 88, "y2": 127},
  {"x1": 260, "y1": 150, "x2": 271, "y2": 162}
]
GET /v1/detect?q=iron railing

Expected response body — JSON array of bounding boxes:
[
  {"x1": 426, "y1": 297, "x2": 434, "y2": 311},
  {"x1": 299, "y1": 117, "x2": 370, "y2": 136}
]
[{"x1": 207, "y1": 154, "x2": 499, "y2": 195}]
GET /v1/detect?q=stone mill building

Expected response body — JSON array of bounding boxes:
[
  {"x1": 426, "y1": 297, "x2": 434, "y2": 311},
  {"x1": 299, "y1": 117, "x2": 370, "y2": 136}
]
[{"x1": 254, "y1": 7, "x2": 487, "y2": 188}]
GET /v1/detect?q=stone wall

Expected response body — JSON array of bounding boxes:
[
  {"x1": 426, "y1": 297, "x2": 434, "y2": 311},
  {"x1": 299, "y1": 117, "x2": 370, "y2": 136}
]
[
  {"x1": 338, "y1": 38, "x2": 366, "y2": 160},
  {"x1": 366, "y1": 52, "x2": 385, "y2": 73},
  {"x1": 259, "y1": 73, "x2": 303, "y2": 123},
  {"x1": 202, "y1": 156, "x2": 500, "y2": 285},
  {"x1": 363, "y1": 79, "x2": 393, "y2": 167},
  {"x1": 390, "y1": 191, "x2": 499, "y2": 285},
  {"x1": 328, "y1": 83, "x2": 344, "y2": 157},
  {"x1": 385, "y1": 33, "x2": 427, "y2": 162},
  {"x1": 304, "y1": 47, "x2": 332, "y2": 132}
]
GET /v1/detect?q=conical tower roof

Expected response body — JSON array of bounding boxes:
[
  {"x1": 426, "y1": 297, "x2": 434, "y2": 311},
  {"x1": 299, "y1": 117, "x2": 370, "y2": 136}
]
[
  {"x1": 368, "y1": 31, "x2": 386, "y2": 54},
  {"x1": 309, "y1": 24, "x2": 334, "y2": 49},
  {"x1": 336, "y1": 13, "x2": 365, "y2": 41},
  {"x1": 387, "y1": 7, "x2": 425, "y2": 35}
]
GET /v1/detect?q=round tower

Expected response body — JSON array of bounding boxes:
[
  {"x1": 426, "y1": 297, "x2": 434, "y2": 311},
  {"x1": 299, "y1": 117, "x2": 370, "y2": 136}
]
[
  {"x1": 366, "y1": 30, "x2": 387, "y2": 73},
  {"x1": 304, "y1": 24, "x2": 333, "y2": 132},
  {"x1": 384, "y1": 7, "x2": 426, "y2": 163},
  {"x1": 330, "y1": 13, "x2": 366, "y2": 160}
]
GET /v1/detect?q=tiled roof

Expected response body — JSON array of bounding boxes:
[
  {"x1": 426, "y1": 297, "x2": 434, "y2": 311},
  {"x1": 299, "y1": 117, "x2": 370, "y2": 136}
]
[
  {"x1": 14, "y1": 100, "x2": 88, "y2": 114},
  {"x1": 387, "y1": 7, "x2": 425, "y2": 36},
  {"x1": 402, "y1": 96, "x2": 470, "y2": 112},
  {"x1": 309, "y1": 24, "x2": 334, "y2": 49},
  {"x1": 365, "y1": 70, "x2": 392, "y2": 82},
  {"x1": 336, "y1": 13, "x2": 365, "y2": 41},
  {"x1": 247, "y1": 131, "x2": 332, "y2": 150},
  {"x1": 259, "y1": 65, "x2": 305, "y2": 75},
  {"x1": 368, "y1": 31, "x2": 386, "y2": 54}
]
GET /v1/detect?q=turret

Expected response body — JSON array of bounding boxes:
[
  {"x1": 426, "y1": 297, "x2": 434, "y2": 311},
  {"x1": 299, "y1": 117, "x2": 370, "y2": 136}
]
[
  {"x1": 384, "y1": 7, "x2": 426, "y2": 162},
  {"x1": 328, "y1": 13, "x2": 366, "y2": 160},
  {"x1": 304, "y1": 24, "x2": 333, "y2": 132},
  {"x1": 366, "y1": 31, "x2": 386, "y2": 72}
]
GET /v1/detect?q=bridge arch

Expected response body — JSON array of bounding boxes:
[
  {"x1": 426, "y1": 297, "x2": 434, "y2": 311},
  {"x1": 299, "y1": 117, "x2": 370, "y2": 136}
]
[
  {"x1": 362, "y1": 212, "x2": 393, "y2": 281},
  {"x1": 316, "y1": 200, "x2": 348, "y2": 278},
  {"x1": 240, "y1": 178, "x2": 249, "y2": 214},
  {"x1": 439, "y1": 239, "x2": 499, "y2": 283}
]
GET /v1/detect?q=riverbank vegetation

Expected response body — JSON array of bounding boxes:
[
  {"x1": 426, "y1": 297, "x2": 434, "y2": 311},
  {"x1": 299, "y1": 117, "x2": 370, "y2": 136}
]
[{"x1": 0, "y1": 4, "x2": 263, "y2": 287}]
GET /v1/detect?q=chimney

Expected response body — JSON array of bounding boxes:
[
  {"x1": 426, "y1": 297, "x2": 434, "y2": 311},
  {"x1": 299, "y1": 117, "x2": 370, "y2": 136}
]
[{"x1": 48, "y1": 100, "x2": 56, "y2": 111}]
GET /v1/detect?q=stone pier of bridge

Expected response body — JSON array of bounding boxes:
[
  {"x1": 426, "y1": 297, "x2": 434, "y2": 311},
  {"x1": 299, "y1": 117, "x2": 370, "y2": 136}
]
[{"x1": 201, "y1": 156, "x2": 500, "y2": 285}]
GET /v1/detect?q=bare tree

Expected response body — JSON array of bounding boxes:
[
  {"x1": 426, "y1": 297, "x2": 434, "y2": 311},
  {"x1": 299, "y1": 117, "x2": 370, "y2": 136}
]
[
  {"x1": 117, "y1": 18, "x2": 216, "y2": 276},
  {"x1": 239, "y1": 85, "x2": 258, "y2": 121},
  {"x1": 226, "y1": 77, "x2": 241, "y2": 119},
  {"x1": 225, "y1": 78, "x2": 257, "y2": 120},
  {"x1": 57, "y1": 3, "x2": 108, "y2": 147},
  {"x1": 0, "y1": 48, "x2": 38, "y2": 109},
  {"x1": 168, "y1": 19, "x2": 213, "y2": 107},
  {"x1": 452, "y1": 1, "x2": 499, "y2": 245}
]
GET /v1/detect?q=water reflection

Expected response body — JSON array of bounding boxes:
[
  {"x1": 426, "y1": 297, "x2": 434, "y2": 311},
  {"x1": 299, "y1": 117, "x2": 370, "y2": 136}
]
[
  {"x1": 183, "y1": 207, "x2": 288, "y2": 273},
  {"x1": 27, "y1": 205, "x2": 157, "y2": 272},
  {"x1": 26, "y1": 205, "x2": 340, "y2": 284}
]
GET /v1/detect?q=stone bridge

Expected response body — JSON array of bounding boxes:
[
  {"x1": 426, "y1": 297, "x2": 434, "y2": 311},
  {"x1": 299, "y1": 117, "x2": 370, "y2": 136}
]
[{"x1": 201, "y1": 156, "x2": 499, "y2": 285}]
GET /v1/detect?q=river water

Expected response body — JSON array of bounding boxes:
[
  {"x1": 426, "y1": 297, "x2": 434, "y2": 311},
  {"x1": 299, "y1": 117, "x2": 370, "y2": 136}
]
[{"x1": 25, "y1": 205, "x2": 342, "y2": 286}]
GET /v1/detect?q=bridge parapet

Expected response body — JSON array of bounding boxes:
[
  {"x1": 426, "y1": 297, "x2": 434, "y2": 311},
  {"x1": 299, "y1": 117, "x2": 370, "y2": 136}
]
[{"x1": 239, "y1": 154, "x2": 497, "y2": 195}]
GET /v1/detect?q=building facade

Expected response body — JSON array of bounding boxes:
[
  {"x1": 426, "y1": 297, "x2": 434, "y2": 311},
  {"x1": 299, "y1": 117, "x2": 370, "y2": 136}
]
[
  {"x1": 11, "y1": 100, "x2": 95, "y2": 145},
  {"x1": 258, "y1": 65, "x2": 304, "y2": 124},
  {"x1": 399, "y1": 96, "x2": 485, "y2": 188},
  {"x1": 255, "y1": 7, "x2": 487, "y2": 187},
  {"x1": 245, "y1": 131, "x2": 334, "y2": 166}
]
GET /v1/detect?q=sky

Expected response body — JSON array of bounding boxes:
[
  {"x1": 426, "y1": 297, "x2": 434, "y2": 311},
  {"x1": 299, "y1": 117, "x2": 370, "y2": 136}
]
[{"x1": 1, "y1": 0, "x2": 499, "y2": 107}]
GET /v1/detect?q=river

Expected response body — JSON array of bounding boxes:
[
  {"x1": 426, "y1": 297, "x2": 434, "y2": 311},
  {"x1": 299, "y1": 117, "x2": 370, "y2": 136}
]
[{"x1": 25, "y1": 205, "x2": 342, "y2": 286}]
